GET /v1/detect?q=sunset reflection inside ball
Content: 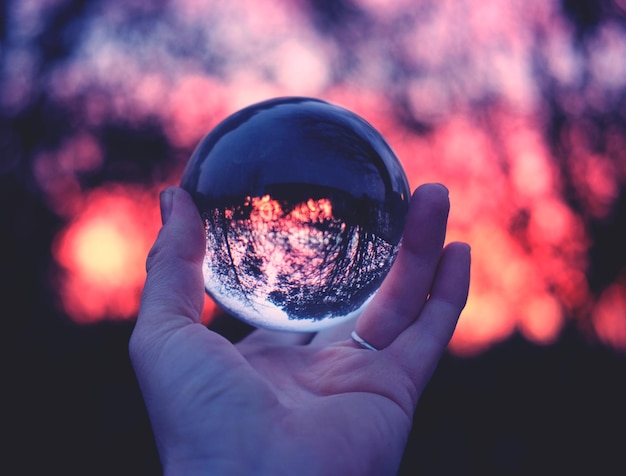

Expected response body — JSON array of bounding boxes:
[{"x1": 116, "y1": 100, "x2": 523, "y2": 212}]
[{"x1": 180, "y1": 97, "x2": 410, "y2": 331}]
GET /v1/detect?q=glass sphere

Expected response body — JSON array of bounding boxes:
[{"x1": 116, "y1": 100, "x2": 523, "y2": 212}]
[{"x1": 181, "y1": 97, "x2": 410, "y2": 332}]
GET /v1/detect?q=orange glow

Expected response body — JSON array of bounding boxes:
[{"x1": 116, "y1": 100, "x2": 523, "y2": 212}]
[
  {"x1": 250, "y1": 195, "x2": 284, "y2": 222},
  {"x1": 518, "y1": 295, "x2": 564, "y2": 345},
  {"x1": 288, "y1": 198, "x2": 333, "y2": 223},
  {"x1": 449, "y1": 291, "x2": 517, "y2": 356},
  {"x1": 246, "y1": 195, "x2": 334, "y2": 224},
  {"x1": 53, "y1": 186, "x2": 157, "y2": 323},
  {"x1": 71, "y1": 218, "x2": 139, "y2": 285},
  {"x1": 592, "y1": 277, "x2": 626, "y2": 354}
]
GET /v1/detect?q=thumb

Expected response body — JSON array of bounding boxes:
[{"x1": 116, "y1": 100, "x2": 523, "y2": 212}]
[{"x1": 134, "y1": 186, "x2": 206, "y2": 339}]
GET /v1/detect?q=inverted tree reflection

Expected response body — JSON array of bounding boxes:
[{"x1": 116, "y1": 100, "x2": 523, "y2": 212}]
[{"x1": 204, "y1": 191, "x2": 399, "y2": 328}]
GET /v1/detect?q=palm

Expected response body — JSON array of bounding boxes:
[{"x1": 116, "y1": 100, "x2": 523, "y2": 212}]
[
  {"x1": 242, "y1": 341, "x2": 412, "y2": 475},
  {"x1": 236, "y1": 329, "x2": 416, "y2": 419},
  {"x1": 149, "y1": 323, "x2": 415, "y2": 474},
  {"x1": 241, "y1": 334, "x2": 417, "y2": 475}
]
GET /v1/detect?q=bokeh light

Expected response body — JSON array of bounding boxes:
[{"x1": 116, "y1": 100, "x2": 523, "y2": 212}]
[
  {"x1": 51, "y1": 184, "x2": 218, "y2": 325},
  {"x1": 52, "y1": 186, "x2": 154, "y2": 323},
  {"x1": 2, "y1": 0, "x2": 625, "y2": 356}
]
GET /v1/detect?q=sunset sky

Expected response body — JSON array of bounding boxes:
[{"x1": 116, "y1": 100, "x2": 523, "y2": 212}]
[{"x1": 3, "y1": 0, "x2": 626, "y2": 356}]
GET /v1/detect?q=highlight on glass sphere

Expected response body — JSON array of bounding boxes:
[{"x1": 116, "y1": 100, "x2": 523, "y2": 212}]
[{"x1": 180, "y1": 97, "x2": 410, "y2": 332}]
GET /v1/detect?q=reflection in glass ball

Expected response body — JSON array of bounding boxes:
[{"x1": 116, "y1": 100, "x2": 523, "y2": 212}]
[{"x1": 181, "y1": 97, "x2": 410, "y2": 332}]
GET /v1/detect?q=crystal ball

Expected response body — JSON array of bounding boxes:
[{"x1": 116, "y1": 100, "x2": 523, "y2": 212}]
[{"x1": 180, "y1": 97, "x2": 410, "y2": 332}]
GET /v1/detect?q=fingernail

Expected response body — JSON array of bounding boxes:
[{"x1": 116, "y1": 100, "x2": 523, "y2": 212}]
[{"x1": 160, "y1": 188, "x2": 174, "y2": 225}]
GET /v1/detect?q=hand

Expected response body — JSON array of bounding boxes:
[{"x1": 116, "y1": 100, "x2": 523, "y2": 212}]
[{"x1": 129, "y1": 184, "x2": 470, "y2": 475}]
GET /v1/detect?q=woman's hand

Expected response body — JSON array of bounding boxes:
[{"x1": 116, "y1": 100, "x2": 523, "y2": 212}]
[{"x1": 129, "y1": 184, "x2": 470, "y2": 475}]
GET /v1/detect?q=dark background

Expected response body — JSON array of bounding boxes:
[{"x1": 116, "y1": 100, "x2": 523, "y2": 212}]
[{"x1": 3, "y1": 0, "x2": 626, "y2": 474}]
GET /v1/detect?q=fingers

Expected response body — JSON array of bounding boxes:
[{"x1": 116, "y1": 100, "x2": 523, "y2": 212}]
[
  {"x1": 133, "y1": 187, "x2": 206, "y2": 338},
  {"x1": 354, "y1": 183, "x2": 450, "y2": 349},
  {"x1": 388, "y1": 242, "x2": 470, "y2": 382}
]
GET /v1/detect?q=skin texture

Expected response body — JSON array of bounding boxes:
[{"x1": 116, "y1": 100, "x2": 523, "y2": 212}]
[{"x1": 129, "y1": 184, "x2": 471, "y2": 475}]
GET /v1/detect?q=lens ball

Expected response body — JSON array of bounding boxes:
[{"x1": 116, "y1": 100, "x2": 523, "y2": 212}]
[{"x1": 181, "y1": 97, "x2": 410, "y2": 331}]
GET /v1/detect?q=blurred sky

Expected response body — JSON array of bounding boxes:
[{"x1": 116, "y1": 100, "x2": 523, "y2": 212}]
[{"x1": 2, "y1": 0, "x2": 626, "y2": 474}]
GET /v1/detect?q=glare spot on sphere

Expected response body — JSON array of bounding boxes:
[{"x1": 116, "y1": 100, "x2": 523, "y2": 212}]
[{"x1": 181, "y1": 97, "x2": 410, "y2": 331}]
